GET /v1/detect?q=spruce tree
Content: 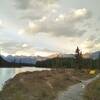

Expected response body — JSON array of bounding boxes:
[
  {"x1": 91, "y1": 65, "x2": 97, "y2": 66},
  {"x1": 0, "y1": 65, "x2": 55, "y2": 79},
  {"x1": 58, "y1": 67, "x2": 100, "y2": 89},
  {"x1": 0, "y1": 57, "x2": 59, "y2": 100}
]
[{"x1": 75, "y1": 46, "x2": 83, "y2": 69}]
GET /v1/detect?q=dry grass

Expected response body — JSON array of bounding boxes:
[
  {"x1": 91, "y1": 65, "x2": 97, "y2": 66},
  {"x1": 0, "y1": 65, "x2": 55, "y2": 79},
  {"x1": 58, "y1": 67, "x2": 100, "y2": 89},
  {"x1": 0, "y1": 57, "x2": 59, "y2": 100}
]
[
  {"x1": 0, "y1": 69, "x2": 98, "y2": 100},
  {"x1": 84, "y1": 77, "x2": 100, "y2": 100}
]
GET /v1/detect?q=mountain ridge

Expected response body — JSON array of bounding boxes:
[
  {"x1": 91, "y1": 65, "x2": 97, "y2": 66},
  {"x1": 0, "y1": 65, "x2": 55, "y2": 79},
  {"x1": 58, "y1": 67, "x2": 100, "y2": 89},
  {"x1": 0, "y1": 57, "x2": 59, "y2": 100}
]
[{"x1": 1, "y1": 51, "x2": 100, "y2": 65}]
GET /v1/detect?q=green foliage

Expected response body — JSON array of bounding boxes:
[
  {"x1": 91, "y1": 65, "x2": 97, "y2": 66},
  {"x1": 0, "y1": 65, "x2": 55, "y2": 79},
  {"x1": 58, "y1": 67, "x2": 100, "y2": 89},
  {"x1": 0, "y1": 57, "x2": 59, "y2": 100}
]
[{"x1": 35, "y1": 57, "x2": 100, "y2": 69}]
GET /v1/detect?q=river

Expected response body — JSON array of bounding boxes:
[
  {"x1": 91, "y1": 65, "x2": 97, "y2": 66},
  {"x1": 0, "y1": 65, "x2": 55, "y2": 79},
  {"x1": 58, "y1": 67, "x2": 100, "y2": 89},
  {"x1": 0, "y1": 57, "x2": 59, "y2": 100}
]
[{"x1": 0, "y1": 67, "x2": 50, "y2": 91}]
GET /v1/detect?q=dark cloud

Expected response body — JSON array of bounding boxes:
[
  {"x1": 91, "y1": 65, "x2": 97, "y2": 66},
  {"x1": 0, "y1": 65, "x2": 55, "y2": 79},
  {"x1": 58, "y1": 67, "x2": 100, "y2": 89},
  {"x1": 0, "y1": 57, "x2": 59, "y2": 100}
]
[
  {"x1": 39, "y1": 22, "x2": 86, "y2": 37},
  {"x1": 14, "y1": 0, "x2": 57, "y2": 9},
  {"x1": 15, "y1": 0, "x2": 31, "y2": 9},
  {"x1": 13, "y1": 0, "x2": 58, "y2": 20}
]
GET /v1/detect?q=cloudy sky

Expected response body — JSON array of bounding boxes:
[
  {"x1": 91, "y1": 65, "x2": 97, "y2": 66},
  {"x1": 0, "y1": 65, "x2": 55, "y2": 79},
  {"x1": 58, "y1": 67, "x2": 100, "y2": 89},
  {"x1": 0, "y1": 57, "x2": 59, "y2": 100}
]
[{"x1": 0, "y1": 0, "x2": 100, "y2": 56}]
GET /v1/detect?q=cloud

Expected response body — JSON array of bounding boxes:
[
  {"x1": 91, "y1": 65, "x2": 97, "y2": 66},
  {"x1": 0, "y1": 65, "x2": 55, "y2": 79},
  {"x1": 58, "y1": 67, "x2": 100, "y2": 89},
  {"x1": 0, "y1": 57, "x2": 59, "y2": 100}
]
[
  {"x1": 0, "y1": 40, "x2": 56, "y2": 56},
  {"x1": 72, "y1": 8, "x2": 90, "y2": 19},
  {"x1": 22, "y1": 44, "x2": 28, "y2": 48},
  {"x1": 0, "y1": 20, "x2": 2, "y2": 26},
  {"x1": 14, "y1": 0, "x2": 57, "y2": 9},
  {"x1": 81, "y1": 34, "x2": 100, "y2": 52},
  {"x1": 14, "y1": 0, "x2": 31, "y2": 10},
  {"x1": 13, "y1": 0, "x2": 58, "y2": 20},
  {"x1": 21, "y1": 8, "x2": 91, "y2": 37},
  {"x1": 84, "y1": 41, "x2": 95, "y2": 49},
  {"x1": 0, "y1": 19, "x2": 5, "y2": 28},
  {"x1": 33, "y1": 48, "x2": 58, "y2": 57},
  {"x1": 87, "y1": 35, "x2": 96, "y2": 41},
  {"x1": 81, "y1": 40, "x2": 95, "y2": 52},
  {"x1": 0, "y1": 40, "x2": 33, "y2": 54}
]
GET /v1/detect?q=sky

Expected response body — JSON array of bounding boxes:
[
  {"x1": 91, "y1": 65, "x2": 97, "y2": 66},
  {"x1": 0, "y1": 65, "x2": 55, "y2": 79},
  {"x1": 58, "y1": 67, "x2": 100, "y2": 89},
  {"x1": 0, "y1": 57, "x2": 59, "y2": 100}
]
[{"x1": 0, "y1": 0, "x2": 100, "y2": 56}]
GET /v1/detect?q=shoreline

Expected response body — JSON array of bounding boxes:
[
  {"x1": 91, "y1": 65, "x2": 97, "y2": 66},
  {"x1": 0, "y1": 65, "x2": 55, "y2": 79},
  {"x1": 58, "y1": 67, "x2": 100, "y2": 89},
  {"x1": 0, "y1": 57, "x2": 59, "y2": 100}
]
[{"x1": 0, "y1": 69, "x2": 99, "y2": 100}]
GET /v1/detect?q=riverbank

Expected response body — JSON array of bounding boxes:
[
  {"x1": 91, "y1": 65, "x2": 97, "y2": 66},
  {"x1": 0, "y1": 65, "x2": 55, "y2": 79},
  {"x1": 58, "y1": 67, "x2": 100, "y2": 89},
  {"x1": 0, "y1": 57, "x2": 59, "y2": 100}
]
[
  {"x1": 0, "y1": 69, "x2": 99, "y2": 100},
  {"x1": 0, "y1": 67, "x2": 51, "y2": 91},
  {"x1": 84, "y1": 77, "x2": 100, "y2": 100}
]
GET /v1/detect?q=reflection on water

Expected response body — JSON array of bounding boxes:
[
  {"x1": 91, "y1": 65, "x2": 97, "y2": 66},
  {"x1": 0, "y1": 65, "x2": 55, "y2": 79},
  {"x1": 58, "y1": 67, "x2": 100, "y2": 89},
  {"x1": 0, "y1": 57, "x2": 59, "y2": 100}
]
[{"x1": 0, "y1": 67, "x2": 50, "y2": 91}]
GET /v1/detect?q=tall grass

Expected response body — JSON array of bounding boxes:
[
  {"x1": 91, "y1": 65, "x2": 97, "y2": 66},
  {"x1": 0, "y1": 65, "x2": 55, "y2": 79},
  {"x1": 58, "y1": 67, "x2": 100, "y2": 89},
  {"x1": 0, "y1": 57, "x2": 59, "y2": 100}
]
[{"x1": 84, "y1": 78, "x2": 100, "y2": 100}]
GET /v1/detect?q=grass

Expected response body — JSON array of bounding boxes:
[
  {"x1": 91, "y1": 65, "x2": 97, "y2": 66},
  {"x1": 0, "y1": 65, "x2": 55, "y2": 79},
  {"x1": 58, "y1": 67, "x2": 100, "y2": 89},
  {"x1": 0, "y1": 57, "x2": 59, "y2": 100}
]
[
  {"x1": 0, "y1": 69, "x2": 99, "y2": 100},
  {"x1": 84, "y1": 77, "x2": 100, "y2": 100}
]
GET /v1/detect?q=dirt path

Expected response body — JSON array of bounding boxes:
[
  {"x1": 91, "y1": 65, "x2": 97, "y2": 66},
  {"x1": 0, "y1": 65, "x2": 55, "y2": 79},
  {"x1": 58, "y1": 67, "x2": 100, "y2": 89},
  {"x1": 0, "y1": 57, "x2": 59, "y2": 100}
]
[{"x1": 56, "y1": 74, "x2": 100, "y2": 100}]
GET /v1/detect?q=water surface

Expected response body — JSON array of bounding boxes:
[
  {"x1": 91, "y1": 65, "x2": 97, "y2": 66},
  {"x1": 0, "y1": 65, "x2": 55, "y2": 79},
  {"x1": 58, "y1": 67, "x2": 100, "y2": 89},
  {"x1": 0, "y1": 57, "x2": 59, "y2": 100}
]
[{"x1": 0, "y1": 67, "x2": 50, "y2": 90}]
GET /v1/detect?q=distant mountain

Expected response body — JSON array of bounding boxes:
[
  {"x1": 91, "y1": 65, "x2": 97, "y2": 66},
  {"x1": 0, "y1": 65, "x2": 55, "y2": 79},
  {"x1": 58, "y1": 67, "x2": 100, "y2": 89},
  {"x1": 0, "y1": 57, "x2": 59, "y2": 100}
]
[
  {"x1": 3, "y1": 55, "x2": 36, "y2": 64},
  {"x1": 83, "y1": 51, "x2": 100, "y2": 59},
  {"x1": 2, "y1": 51, "x2": 100, "y2": 65},
  {"x1": 48, "y1": 51, "x2": 100, "y2": 60},
  {"x1": 90, "y1": 51, "x2": 100, "y2": 59},
  {"x1": 2, "y1": 53, "x2": 74, "y2": 65},
  {"x1": 2, "y1": 55, "x2": 47, "y2": 65}
]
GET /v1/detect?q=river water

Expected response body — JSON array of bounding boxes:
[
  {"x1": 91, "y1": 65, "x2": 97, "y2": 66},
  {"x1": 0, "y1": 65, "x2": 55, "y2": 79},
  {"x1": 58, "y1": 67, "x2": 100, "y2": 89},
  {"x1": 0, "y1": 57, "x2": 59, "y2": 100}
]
[{"x1": 0, "y1": 67, "x2": 50, "y2": 91}]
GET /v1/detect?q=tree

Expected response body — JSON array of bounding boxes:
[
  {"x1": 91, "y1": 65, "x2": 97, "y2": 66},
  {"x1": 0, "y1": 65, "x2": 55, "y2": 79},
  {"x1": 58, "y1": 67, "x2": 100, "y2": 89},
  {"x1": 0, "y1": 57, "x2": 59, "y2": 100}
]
[
  {"x1": 75, "y1": 46, "x2": 83, "y2": 69},
  {"x1": 98, "y1": 53, "x2": 100, "y2": 68}
]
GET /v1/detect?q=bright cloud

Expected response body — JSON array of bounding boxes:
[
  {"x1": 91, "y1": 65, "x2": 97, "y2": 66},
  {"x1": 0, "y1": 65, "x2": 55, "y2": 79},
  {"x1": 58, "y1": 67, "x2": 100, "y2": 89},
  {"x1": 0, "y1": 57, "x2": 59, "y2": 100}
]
[
  {"x1": 18, "y1": 29, "x2": 25, "y2": 35},
  {"x1": 39, "y1": 16, "x2": 47, "y2": 22},
  {"x1": 22, "y1": 44, "x2": 28, "y2": 48},
  {"x1": 73, "y1": 8, "x2": 88, "y2": 18},
  {"x1": 0, "y1": 20, "x2": 2, "y2": 26}
]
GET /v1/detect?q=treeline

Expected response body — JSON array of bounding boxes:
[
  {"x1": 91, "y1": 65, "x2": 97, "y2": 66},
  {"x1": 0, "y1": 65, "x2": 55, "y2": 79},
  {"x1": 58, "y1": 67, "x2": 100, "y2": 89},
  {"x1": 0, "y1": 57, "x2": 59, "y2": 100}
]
[
  {"x1": 35, "y1": 57, "x2": 100, "y2": 69},
  {"x1": 35, "y1": 47, "x2": 100, "y2": 69}
]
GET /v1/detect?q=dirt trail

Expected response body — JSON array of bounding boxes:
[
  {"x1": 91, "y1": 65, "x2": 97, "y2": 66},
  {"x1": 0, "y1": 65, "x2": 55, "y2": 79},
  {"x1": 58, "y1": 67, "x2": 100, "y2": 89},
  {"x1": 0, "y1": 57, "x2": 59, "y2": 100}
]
[{"x1": 56, "y1": 74, "x2": 100, "y2": 100}]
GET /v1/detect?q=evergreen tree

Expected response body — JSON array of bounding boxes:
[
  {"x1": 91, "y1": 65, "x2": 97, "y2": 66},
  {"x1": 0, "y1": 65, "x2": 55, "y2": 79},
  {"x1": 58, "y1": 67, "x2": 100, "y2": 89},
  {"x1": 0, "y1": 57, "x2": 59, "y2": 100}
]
[{"x1": 75, "y1": 46, "x2": 83, "y2": 69}]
